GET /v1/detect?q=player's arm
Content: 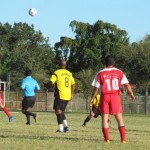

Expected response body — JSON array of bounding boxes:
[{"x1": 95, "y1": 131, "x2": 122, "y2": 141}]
[
  {"x1": 45, "y1": 81, "x2": 54, "y2": 92},
  {"x1": 46, "y1": 73, "x2": 57, "y2": 92},
  {"x1": 71, "y1": 76, "x2": 75, "y2": 100},
  {"x1": 89, "y1": 87, "x2": 99, "y2": 115},
  {"x1": 71, "y1": 84, "x2": 75, "y2": 100},
  {"x1": 121, "y1": 74, "x2": 135, "y2": 101},
  {"x1": 35, "y1": 82, "x2": 40, "y2": 92},
  {"x1": 124, "y1": 83, "x2": 135, "y2": 101},
  {"x1": 20, "y1": 80, "x2": 25, "y2": 91},
  {"x1": 90, "y1": 73, "x2": 101, "y2": 115}
]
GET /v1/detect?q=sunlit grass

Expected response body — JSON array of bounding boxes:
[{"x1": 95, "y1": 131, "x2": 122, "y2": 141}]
[{"x1": 0, "y1": 111, "x2": 149, "y2": 150}]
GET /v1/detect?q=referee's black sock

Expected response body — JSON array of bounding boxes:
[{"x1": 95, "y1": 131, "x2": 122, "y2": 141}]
[
  {"x1": 23, "y1": 110, "x2": 35, "y2": 117},
  {"x1": 26, "y1": 115, "x2": 30, "y2": 124},
  {"x1": 83, "y1": 116, "x2": 91, "y2": 126}
]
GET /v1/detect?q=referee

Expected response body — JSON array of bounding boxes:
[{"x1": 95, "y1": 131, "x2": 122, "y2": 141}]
[{"x1": 21, "y1": 70, "x2": 40, "y2": 125}]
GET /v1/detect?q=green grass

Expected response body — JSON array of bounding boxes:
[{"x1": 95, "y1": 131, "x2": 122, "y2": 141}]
[{"x1": 0, "y1": 111, "x2": 150, "y2": 150}]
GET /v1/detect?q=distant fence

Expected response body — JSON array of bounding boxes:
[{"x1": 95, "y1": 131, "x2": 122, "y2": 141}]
[{"x1": 2, "y1": 91, "x2": 150, "y2": 114}]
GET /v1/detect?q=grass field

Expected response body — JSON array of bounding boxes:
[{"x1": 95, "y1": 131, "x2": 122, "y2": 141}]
[{"x1": 0, "y1": 111, "x2": 150, "y2": 150}]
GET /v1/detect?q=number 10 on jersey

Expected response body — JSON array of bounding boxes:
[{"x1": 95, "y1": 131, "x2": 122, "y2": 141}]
[{"x1": 105, "y1": 78, "x2": 119, "y2": 91}]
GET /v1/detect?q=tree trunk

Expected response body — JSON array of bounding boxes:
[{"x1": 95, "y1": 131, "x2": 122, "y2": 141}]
[{"x1": 145, "y1": 81, "x2": 150, "y2": 115}]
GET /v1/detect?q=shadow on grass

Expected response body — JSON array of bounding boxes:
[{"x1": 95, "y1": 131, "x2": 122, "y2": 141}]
[
  {"x1": 0, "y1": 133, "x2": 99, "y2": 142},
  {"x1": 127, "y1": 129, "x2": 150, "y2": 134}
]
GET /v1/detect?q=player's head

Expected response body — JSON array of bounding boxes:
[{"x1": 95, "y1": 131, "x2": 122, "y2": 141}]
[
  {"x1": 59, "y1": 59, "x2": 67, "y2": 69},
  {"x1": 25, "y1": 69, "x2": 32, "y2": 76},
  {"x1": 105, "y1": 55, "x2": 115, "y2": 67}
]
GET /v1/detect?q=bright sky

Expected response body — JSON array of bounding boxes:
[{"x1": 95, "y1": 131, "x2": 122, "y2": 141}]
[{"x1": 1, "y1": 0, "x2": 150, "y2": 46}]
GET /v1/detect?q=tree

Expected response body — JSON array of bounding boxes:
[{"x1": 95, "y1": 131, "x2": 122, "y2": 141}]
[
  {"x1": 55, "y1": 20, "x2": 129, "y2": 72},
  {"x1": 0, "y1": 22, "x2": 55, "y2": 90},
  {"x1": 116, "y1": 35, "x2": 150, "y2": 115},
  {"x1": 74, "y1": 69, "x2": 96, "y2": 112}
]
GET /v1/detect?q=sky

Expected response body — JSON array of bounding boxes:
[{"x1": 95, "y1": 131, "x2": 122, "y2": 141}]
[{"x1": 0, "y1": 0, "x2": 150, "y2": 46}]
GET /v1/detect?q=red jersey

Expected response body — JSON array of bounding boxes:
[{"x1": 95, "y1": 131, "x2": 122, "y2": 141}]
[{"x1": 92, "y1": 67, "x2": 129, "y2": 94}]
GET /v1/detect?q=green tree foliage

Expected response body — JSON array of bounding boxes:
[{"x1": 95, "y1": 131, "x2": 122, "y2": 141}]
[
  {"x1": 55, "y1": 20, "x2": 129, "y2": 72},
  {"x1": 54, "y1": 20, "x2": 129, "y2": 104},
  {"x1": 116, "y1": 35, "x2": 150, "y2": 114},
  {"x1": 0, "y1": 22, "x2": 54, "y2": 90},
  {"x1": 74, "y1": 69, "x2": 97, "y2": 112},
  {"x1": 116, "y1": 35, "x2": 150, "y2": 93}
]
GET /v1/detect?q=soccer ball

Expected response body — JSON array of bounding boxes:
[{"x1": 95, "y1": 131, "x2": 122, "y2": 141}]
[{"x1": 29, "y1": 8, "x2": 37, "y2": 16}]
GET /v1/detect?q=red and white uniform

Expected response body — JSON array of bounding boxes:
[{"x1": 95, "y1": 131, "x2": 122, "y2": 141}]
[{"x1": 92, "y1": 67, "x2": 129, "y2": 115}]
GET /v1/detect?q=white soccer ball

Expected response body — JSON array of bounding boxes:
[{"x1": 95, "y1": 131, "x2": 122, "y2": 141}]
[{"x1": 29, "y1": 8, "x2": 37, "y2": 16}]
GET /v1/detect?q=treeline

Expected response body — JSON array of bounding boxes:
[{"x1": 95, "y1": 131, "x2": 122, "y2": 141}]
[{"x1": 0, "y1": 21, "x2": 150, "y2": 98}]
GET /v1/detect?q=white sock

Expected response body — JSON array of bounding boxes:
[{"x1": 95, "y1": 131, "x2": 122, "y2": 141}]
[
  {"x1": 63, "y1": 120, "x2": 68, "y2": 127},
  {"x1": 58, "y1": 124, "x2": 64, "y2": 132}
]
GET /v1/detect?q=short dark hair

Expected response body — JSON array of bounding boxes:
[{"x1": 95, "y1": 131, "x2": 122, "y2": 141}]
[
  {"x1": 105, "y1": 55, "x2": 115, "y2": 67},
  {"x1": 25, "y1": 70, "x2": 32, "y2": 76},
  {"x1": 59, "y1": 59, "x2": 67, "y2": 68}
]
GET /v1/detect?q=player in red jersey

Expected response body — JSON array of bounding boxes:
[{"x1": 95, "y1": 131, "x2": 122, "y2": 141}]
[
  {"x1": 89, "y1": 55, "x2": 135, "y2": 143},
  {"x1": 0, "y1": 92, "x2": 13, "y2": 122}
]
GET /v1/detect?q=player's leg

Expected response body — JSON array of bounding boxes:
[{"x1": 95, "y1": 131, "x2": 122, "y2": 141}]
[
  {"x1": 55, "y1": 109, "x2": 64, "y2": 132},
  {"x1": 22, "y1": 97, "x2": 36, "y2": 125},
  {"x1": 101, "y1": 114, "x2": 110, "y2": 142},
  {"x1": 100, "y1": 94, "x2": 110, "y2": 143},
  {"x1": 22, "y1": 109, "x2": 30, "y2": 125},
  {"x1": 62, "y1": 112, "x2": 69, "y2": 132},
  {"x1": 111, "y1": 95, "x2": 126, "y2": 143},
  {"x1": 62, "y1": 112, "x2": 67, "y2": 127},
  {"x1": 82, "y1": 115, "x2": 93, "y2": 127},
  {"x1": 22, "y1": 107, "x2": 31, "y2": 125},
  {"x1": 115, "y1": 113, "x2": 126, "y2": 143},
  {"x1": 22, "y1": 109, "x2": 36, "y2": 124},
  {"x1": 0, "y1": 95, "x2": 13, "y2": 122},
  {"x1": 53, "y1": 98, "x2": 66, "y2": 132},
  {"x1": 82, "y1": 106, "x2": 97, "y2": 126},
  {"x1": 62, "y1": 100, "x2": 69, "y2": 132},
  {"x1": 30, "y1": 98, "x2": 37, "y2": 123}
]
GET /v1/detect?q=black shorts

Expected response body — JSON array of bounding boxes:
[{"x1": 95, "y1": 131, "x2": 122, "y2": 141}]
[
  {"x1": 53, "y1": 97, "x2": 69, "y2": 111},
  {"x1": 92, "y1": 106, "x2": 101, "y2": 118},
  {"x1": 22, "y1": 96, "x2": 36, "y2": 110}
]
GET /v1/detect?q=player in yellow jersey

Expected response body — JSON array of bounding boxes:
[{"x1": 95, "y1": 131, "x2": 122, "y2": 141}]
[
  {"x1": 82, "y1": 94, "x2": 101, "y2": 126},
  {"x1": 48, "y1": 59, "x2": 75, "y2": 132},
  {"x1": 82, "y1": 94, "x2": 110, "y2": 126}
]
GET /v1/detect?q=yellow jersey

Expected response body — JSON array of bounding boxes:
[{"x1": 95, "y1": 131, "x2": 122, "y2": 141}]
[
  {"x1": 50, "y1": 69, "x2": 75, "y2": 100},
  {"x1": 92, "y1": 94, "x2": 100, "y2": 108}
]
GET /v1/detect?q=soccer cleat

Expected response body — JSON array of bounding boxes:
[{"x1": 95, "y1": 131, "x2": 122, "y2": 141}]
[
  {"x1": 9, "y1": 116, "x2": 13, "y2": 122},
  {"x1": 26, "y1": 122, "x2": 30, "y2": 125},
  {"x1": 105, "y1": 140, "x2": 110, "y2": 143},
  {"x1": 33, "y1": 114, "x2": 37, "y2": 123},
  {"x1": 122, "y1": 140, "x2": 126, "y2": 144},
  {"x1": 64, "y1": 126, "x2": 69, "y2": 132},
  {"x1": 82, "y1": 124, "x2": 86, "y2": 127},
  {"x1": 56, "y1": 130, "x2": 64, "y2": 133}
]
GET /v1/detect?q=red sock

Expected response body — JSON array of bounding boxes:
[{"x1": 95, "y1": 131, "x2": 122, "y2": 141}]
[
  {"x1": 119, "y1": 126, "x2": 126, "y2": 141},
  {"x1": 2, "y1": 106, "x2": 11, "y2": 117},
  {"x1": 102, "y1": 128, "x2": 109, "y2": 141}
]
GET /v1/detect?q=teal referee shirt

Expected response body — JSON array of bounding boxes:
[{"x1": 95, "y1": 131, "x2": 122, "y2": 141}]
[{"x1": 21, "y1": 76, "x2": 40, "y2": 96}]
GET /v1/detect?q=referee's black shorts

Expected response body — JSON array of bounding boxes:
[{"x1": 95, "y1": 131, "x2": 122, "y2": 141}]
[
  {"x1": 53, "y1": 97, "x2": 69, "y2": 111},
  {"x1": 22, "y1": 96, "x2": 36, "y2": 110}
]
